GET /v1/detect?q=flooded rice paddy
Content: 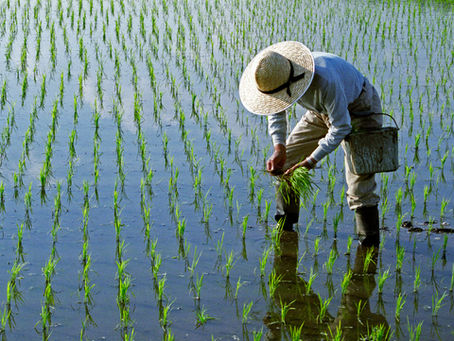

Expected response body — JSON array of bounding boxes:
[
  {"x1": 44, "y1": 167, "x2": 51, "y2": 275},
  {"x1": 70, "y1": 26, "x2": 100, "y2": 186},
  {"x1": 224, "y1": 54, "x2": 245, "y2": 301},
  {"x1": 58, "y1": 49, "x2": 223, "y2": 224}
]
[{"x1": 0, "y1": 0, "x2": 453, "y2": 339}]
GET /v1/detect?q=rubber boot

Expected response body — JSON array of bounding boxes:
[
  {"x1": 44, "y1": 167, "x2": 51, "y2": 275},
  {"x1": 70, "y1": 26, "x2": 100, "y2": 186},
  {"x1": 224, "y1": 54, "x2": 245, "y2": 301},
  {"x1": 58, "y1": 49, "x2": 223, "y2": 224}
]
[
  {"x1": 274, "y1": 183, "x2": 300, "y2": 231},
  {"x1": 354, "y1": 205, "x2": 380, "y2": 247}
]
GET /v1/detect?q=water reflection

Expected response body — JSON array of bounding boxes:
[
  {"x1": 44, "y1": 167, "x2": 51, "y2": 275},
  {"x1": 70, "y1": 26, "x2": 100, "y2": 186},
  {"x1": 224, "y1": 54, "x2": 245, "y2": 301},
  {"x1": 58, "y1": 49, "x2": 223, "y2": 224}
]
[{"x1": 264, "y1": 231, "x2": 389, "y2": 340}]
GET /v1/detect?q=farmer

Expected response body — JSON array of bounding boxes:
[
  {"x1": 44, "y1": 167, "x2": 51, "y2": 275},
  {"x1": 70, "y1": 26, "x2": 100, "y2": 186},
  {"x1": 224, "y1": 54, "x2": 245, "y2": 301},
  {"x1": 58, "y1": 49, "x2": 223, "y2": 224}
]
[{"x1": 239, "y1": 41, "x2": 383, "y2": 247}]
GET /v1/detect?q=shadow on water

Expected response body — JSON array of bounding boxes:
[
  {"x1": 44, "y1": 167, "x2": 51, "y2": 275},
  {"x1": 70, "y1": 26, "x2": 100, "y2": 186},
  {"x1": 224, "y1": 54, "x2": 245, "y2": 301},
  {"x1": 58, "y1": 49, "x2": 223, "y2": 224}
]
[{"x1": 263, "y1": 231, "x2": 389, "y2": 341}]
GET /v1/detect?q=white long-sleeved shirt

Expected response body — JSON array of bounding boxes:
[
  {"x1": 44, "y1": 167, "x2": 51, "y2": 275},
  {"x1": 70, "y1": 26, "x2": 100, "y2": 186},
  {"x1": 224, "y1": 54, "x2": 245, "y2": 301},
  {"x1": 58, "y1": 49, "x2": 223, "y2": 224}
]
[{"x1": 267, "y1": 52, "x2": 366, "y2": 162}]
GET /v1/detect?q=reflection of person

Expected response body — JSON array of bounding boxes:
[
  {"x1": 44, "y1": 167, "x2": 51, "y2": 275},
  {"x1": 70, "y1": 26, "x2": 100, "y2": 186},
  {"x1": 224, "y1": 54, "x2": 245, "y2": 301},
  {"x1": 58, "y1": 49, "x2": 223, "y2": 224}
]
[
  {"x1": 263, "y1": 230, "x2": 332, "y2": 340},
  {"x1": 333, "y1": 245, "x2": 389, "y2": 339},
  {"x1": 264, "y1": 231, "x2": 388, "y2": 340},
  {"x1": 239, "y1": 41, "x2": 382, "y2": 246}
]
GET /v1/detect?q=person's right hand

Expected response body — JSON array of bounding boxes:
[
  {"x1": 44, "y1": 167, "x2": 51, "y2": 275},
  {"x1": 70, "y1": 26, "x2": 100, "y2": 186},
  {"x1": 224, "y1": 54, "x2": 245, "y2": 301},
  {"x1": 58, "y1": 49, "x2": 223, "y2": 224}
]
[{"x1": 266, "y1": 144, "x2": 286, "y2": 175}]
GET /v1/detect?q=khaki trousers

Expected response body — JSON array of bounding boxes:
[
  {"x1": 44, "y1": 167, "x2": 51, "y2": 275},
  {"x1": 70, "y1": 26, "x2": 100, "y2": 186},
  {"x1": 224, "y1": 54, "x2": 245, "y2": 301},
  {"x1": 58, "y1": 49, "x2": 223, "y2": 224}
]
[{"x1": 282, "y1": 80, "x2": 383, "y2": 210}]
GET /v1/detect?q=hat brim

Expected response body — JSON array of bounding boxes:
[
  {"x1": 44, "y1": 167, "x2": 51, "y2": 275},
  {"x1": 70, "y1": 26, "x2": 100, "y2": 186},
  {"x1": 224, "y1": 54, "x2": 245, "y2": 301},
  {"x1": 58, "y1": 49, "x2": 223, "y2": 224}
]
[{"x1": 239, "y1": 41, "x2": 314, "y2": 115}]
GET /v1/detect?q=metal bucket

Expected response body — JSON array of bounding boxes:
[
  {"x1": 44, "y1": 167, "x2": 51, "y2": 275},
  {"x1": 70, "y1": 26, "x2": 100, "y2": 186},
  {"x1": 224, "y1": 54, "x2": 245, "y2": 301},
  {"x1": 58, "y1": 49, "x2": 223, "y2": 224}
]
[{"x1": 344, "y1": 113, "x2": 399, "y2": 175}]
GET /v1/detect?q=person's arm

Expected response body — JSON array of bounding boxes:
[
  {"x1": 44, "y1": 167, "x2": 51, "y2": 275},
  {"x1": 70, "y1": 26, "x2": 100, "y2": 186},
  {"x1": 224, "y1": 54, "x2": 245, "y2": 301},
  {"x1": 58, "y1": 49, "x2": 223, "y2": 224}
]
[
  {"x1": 266, "y1": 111, "x2": 287, "y2": 174},
  {"x1": 310, "y1": 79, "x2": 352, "y2": 162},
  {"x1": 285, "y1": 79, "x2": 352, "y2": 175}
]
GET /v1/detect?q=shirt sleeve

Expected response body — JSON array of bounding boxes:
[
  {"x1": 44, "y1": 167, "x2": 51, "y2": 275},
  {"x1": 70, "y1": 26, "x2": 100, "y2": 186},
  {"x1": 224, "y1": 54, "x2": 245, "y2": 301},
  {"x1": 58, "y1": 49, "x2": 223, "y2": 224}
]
[
  {"x1": 310, "y1": 80, "x2": 352, "y2": 162},
  {"x1": 267, "y1": 110, "x2": 287, "y2": 146}
]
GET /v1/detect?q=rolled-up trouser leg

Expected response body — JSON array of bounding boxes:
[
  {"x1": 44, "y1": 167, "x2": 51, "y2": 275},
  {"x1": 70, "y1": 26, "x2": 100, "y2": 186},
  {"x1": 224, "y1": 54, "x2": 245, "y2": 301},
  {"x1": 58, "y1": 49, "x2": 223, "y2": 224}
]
[{"x1": 274, "y1": 111, "x2": 329, "y2": 228}]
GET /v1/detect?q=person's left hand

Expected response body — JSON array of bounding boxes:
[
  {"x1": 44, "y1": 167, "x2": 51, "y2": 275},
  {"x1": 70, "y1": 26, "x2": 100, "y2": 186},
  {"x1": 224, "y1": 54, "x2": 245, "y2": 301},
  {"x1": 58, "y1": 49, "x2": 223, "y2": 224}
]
[{"x1": 284, "y1": 157, "x2": 317, "y2": 175}]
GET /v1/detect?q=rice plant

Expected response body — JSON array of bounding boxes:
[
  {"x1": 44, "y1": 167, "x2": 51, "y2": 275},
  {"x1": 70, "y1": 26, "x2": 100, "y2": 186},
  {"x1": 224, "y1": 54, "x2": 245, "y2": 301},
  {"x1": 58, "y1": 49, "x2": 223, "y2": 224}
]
[
  {"x1": 242, "y1": 301, "x2": 253, "y2": 324},
  {"x1": 277, "y1": 167, "x2": 315, "y2": 206},
  {"x1": 195, "y1": 306, "x2": 215, "y2": 326},
  {"x1": 0, "y1": 0, "x2": 450, "y2": 338}
]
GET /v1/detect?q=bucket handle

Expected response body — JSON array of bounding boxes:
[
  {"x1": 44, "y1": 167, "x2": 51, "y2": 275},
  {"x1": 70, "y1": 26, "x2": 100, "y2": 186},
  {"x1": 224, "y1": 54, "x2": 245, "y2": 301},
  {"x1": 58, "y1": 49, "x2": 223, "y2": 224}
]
[
  {"x1": 352, "y1": 112, "x2": 400, "y2": 130},
  {"x1": 376, "y1": 112, "x2": 400, "y2": 130}
]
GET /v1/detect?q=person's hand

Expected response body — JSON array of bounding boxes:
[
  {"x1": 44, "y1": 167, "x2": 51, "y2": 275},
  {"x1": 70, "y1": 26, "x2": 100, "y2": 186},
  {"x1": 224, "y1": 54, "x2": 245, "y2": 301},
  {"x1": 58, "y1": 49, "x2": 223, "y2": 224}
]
[
  {"x1": 284, "y1": 156, "x2": 317, "y2": 176},
  {"x1": 266, "y1": 144, "x2": 286, "y2": 175}
]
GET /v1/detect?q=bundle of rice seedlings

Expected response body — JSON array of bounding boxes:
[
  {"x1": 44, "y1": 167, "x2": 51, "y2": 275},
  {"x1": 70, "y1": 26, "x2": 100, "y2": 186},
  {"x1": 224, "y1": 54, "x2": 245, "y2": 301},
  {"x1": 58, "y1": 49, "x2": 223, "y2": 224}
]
[{"x1": 277, "y1": 167, "x2": 315, "y2": 206}]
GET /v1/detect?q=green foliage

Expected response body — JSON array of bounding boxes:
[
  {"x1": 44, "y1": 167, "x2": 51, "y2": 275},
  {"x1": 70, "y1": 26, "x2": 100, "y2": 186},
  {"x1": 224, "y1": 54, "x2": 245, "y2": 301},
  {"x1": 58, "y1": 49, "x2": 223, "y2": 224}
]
[{"x1": 277, "y1": 167, "x2": 315, "y2": 206}]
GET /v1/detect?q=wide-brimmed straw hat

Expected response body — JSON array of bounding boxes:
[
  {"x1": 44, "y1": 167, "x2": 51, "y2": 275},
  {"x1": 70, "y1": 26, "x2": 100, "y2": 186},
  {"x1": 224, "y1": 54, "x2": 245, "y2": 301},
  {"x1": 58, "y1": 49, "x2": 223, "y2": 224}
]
[{"x1": 239, "y1": 41, "x2": 314, "y2": 115}]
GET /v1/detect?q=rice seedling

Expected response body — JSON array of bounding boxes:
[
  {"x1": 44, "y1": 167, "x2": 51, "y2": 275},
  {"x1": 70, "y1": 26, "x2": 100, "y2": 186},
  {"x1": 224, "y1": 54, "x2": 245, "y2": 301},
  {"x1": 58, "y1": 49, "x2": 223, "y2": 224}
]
[
  {"x1": 252, "y1": 328, "x2": 263, "y2": 341},
  {"x1": 395, "y1": 293, "x2": 406, "y2": 321},
  {"x1": 408, "y1": 321, "x2": 423, "y2": 341},
  {"x1": 263, "y1": 200, "x2": 271, "y2": 222},
  {"x1": 305, "y1": 268, "x2": 317, "y2": 295},
  {"x1": 241, "y1": 301, "x2": 253, "y2": 324},
  {"x1": 324, "y1": 249, "x2": 337, "y2": 275},
  {"x1": 313, "y1": 237, "x2": 320, "y2": 257},
  {"x1": 345, "y1": 236, "x2": 353, "y2": 256},
  {"x1": 341, "y1": 269, "x2": 353, "y2": 295},
  {"x1": 188, "y1": 246, "x2": 201, "y2": 275},
  {"x1": 322, "y1": 200, "x2": 330, "y2": 223},
  {"x1": 241, "y1": 215, "x2": 248, "y2": 240},
  {"x1": 268, "y1": 269, "x2": 282, "y2": 298},
  {"x1": 356, "y1": 299, "x2": 367, "y2": 323},
  {"x1": 288, "y1": 323, "x2": 305, "y2": 341},
  {"x1": 234, "y1": 277, "x2": 244, "y2": 300},
  {"x1": 277, "y1": 298, "x2": 294, "y2": 324},
  {"x1": 431, "y1": 291, "x2": 447, "y2": 318},
  {"x1": 377, "y1": 268, "x2": 390, "y2": 295},
  {"x1": 0, "y1": 80, "x2": 7, "y2": 109},
  {"x1": 195, "y1": 306, "x2": 215, "y2": 326},
  {"x1": 396, "y1": 245, "x2": 405, "y2": 273},
  {"x1": 317, "y1": 294, "x2": 332, "y2": 323},
  {"x1": 150, "y1": 262, "x2": 165, "y2": 299},
  {"x1": 216, "y1": 232, "x2": 224, "y2": 258},
  {"x1": 440, "y1": 198, "x2": 449, "y2": 220},
  {"x1": 224, "y1": 250, "x2": 235, "y2": 279},
  {"x1": 277, "y1": 167, "x2": 315, "y2": 207},
  {"x1": 159, "y1": 300, "x2": 173, "y2": 329},
  {"x1": 259, "y1": 246, "x2": 271, "y2": 278},
  {"x1": 395, "y1": 187, "x2": 403, "y2": 214}
]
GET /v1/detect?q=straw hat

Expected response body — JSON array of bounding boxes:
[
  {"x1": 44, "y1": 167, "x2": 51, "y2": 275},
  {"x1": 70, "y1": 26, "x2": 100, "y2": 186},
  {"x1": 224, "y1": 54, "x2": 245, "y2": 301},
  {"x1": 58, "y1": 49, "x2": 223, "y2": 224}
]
[{"x1": 239, "y1": 41, "x2": 314, "y2": 115}]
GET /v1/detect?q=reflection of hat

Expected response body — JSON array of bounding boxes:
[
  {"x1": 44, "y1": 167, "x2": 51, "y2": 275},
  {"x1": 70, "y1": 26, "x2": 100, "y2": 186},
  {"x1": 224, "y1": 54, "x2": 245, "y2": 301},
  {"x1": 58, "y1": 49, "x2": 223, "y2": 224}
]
[{"x1": 239, "y1": 41, "x2": 314, "y2": 115}]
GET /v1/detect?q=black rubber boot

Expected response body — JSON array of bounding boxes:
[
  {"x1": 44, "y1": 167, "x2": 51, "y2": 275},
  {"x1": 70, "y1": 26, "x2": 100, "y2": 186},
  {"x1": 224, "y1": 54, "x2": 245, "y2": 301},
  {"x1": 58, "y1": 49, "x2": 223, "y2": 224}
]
[
  {"x1": 275, "y1": 183, "x2": 300, "y2": 231},
  {"x1": 355, "y1": 205, "x2": 380, "y2": 247}
]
